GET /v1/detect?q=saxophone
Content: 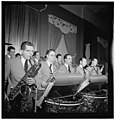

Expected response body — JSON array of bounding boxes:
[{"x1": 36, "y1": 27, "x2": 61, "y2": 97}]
[{"x1": 8, "y1": 63, "x2": 41, "y2": 101}]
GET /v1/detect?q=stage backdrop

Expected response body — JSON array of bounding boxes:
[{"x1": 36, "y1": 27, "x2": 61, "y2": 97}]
[
  {"x1": 48, "y1": 14, "x2": 77, "y2": 63},
  {"x1": 5, "y1": 4, "x2": 84, "y2": 64},
  {"x1": 5, "y1": 4, "x2": 41, "y2": 54}
]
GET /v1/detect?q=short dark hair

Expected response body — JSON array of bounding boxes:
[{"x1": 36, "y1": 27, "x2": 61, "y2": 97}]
[
  {"x1": 15, "y1": 53, "x2": 21, "y2": 57},
  {"x1": 21, "y1": 41, "x2": 33, "y2": 50},
  {"x1": 7, "y1": 46, "x2": 15, "y2": 52},
  {"x1": 92, "y1": 58, "x2": 98, "y2": 61},
  {"x1": 79, "y1": 57, "x2": 86, "y2": 63},
  {"x1": 33, "y1": 51, "x2": 39, "y2": 56},
  {"x1": 46, "y1": 49, "x2": 55, "y2": 55},
  {"x1": 56, "y1": 54, "x2": 62, "y2": 58},
  {"x1": 64, "y1": 54, "x2": 71, "y2": 60}
]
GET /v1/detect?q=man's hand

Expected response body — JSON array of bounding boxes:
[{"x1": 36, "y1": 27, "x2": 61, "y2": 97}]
[
  {"x1": 41, "y1": 81, "x2": 48, "y2": 88},
  {"x1": 100, "y1": 65, "x2": 104, "y2": 72},
  {"x1": 27, "y1": 77, "x2": 36, "y2": 85}
]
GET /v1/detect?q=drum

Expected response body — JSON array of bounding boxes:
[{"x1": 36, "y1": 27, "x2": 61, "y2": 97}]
[
  {"x1": 81, "y1": 89, "x2": 108, "y2": 113},
  {"x1": 44, "y1": 94, "x2": 83, "y2": 113}
]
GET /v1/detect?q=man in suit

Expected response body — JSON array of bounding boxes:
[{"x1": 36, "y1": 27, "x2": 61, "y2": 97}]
[
  {"x1": 5, "y1": 46, "x2": 15, "y2": 94},
  {"x1": 87, "y1": 58, "x2": 104, "y2": 75},
  {"x1": 36, "y1": 49, "x2": 57, "y2": 91},
  {"x1": 15, "y1": 53, "x2": 21, "y2": 59},
  {"x1": 5, "y1": 46, "x2": 15, "y2": 63},
  {"x1": 58, "y1": 54, "x2": 75, "y2": 73},
  {"x1": 55, "y1": 54, "x2": 64, "y2": 68},
  {"x1": 76, "y1": 57, "x2": 89, "y2": 76},
  {"x1": 5, "y1": 41, "x2": 37, "y2": 112},
  {"x1": 32, "y1": 51, "x2": 41, "y2": 64},
  {"x1": 35, "y1": 49, "x2": 58, "y2": 107}
]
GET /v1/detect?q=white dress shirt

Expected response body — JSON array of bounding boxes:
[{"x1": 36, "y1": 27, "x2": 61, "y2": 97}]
[
  {"x1": 21, "y1": 56, "x2": 31, "y2": 69},
  {"x1": 47, "y1": 60, "x2": 53, "y2": 73}
]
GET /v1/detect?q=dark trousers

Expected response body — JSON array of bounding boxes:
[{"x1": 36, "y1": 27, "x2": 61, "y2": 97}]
[{"x1": 5, "y1": 90, "x2": 35, "y2": 113}]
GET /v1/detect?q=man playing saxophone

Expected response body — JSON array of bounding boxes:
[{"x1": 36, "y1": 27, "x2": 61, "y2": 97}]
[
  {"x1": 35, "y1": 49, "x2": 57, "y2": 99},
  {"x1": 5, "y1": 41, "x2": 39, "y2": 112}
]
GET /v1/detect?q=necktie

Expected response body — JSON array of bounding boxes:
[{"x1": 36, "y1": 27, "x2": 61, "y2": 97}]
[
  {"x1": 83, "y1": 67, "x2": 86, "y2": 75},
  {"x1": 49, "y1": 64, "x2": 52, "y2": 74},
  {"x1": 68, "y1": 65, "x2": 71, "y2": 73},
  {"x1": 24, "y1": 60, "x2": 28, "y2": 73},
  {"x1": 93, "y1": 66, "x2": 98, "y2": 74}
]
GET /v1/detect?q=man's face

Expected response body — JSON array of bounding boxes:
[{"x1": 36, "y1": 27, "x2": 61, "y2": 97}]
[
  {"x1": 35, "y1": 52, "x2": 40, "y2": 60},
  {"x1": 93, "y1": 59, "x2": 98, "y2": 66},
  {"x1": 81, "y1": 58, "x2": 87, "y2": 67},
  {"x1": 57, "y1": 56, "x2": 62, "y2": 62},
  {"x1": 22, "y1": 45, "x2": 34, "y2": 60},
  {"x1": 9, "y1": 49, "x2": 15, "y2": 58},
  {"x1": 65, "y1": 55, "x2": 72, "y2": 65},
  {"x1": 47, "y1": 51, "x2": 56, "y2": 63}
]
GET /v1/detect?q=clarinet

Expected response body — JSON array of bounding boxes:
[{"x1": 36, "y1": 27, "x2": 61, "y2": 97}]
[{"x1": 8, "y1": 63, "x2": 41, "y2": 101}]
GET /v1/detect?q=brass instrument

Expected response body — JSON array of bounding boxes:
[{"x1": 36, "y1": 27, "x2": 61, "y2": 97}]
[
  {"x1": 36, "y1": 65, "x2": 59, "y2": 108},
  {"x1": 8, "y1": 63, "x2": 41, "y2": 101}
]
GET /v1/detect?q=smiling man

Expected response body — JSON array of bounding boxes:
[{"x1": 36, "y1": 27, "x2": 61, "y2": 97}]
[
  {"x1": 5, "y1": 41, "x2": 37, "y2": 112},
  {"x1": 58, "y1": 54, "x2": 75, "y2": 73},
  {"x1": 5, "y1": 46, "x2": 15, "y2": 63},
  {"x1": 36, "y1": 49, "x2": 57, "y2": 91}
]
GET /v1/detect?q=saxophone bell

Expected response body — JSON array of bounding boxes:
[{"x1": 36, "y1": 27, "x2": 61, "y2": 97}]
[{"x1": 20, "y1": 85, "x2": 31, "y2": 98}]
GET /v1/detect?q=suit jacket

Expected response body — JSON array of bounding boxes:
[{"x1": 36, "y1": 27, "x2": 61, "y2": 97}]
[
  {"x1": 58, "y1": 64, "x2": 75, "y2": 73},
  {"x1": 54, "y1": 61, "x2": 64, "y2": 68},
  {"x1": 76, "y1": 65, "x2": 89, "y2": 76},
  {"x1": 5, "y1": 57, "x2": 37, "y2": 94},
  {"x1": 5, "y1": 55, "x2": 10, "y2": 63},
  {"x1": 34, "y1": 61, "x2": 57, "y2": 90},
  {"x1": 87, "y1": 66, "x2": 102, "y2": 75},
  {"x1": 5, "y1": 57, "x2": 26, "y2": 94}
]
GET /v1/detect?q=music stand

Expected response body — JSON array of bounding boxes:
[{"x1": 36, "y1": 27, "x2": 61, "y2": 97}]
[{"x1": 73, "y1": 75, "x2": 108, "y2": 97}]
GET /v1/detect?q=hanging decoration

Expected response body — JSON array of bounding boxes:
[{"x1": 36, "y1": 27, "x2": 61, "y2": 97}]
[{"x1": 48, "y1": 14, "x2": 77, "y2": 34}]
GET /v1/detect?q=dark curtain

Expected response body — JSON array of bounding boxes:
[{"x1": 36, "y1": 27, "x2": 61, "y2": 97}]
[
  {"x1": 48, "y1": 23, "x2": 62, "y2": 50},
  {"x1": 5, "y1": 4, "x2": 41, "y2": 53},
  {"x1": 64, "y1": 32, "x2": 76, "y2": 56}
]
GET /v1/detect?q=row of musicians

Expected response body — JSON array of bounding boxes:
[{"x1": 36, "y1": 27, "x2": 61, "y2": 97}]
[
  {"x1": 31, "y1": 52, "x2": 104, "y2": 76},
  {"x1": 4, "y1": 42, "x2": 104, "y2": 112},
  {"x1": 5, "y1": 45, "x2": 103, "y2": 77},
  {"x1": 55, "y1": 55, "x2": 104, "y2": 76},
  {"x1": 5, "y1": 43, "x2": 104, "y2": 95}
]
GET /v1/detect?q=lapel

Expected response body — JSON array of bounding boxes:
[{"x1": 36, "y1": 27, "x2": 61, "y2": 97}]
[
  {"x1": 42, "y1": 61, "x2": 50, "y2": 76},
  {"x1": 17, "y1": 58, "x2": 25, "y2": 74},
  {"x1": 64, "y1": 64, "x2": 69, "y2": 73},
  {"x1": 78, "y1": 65, "x2": 84, "y2": 74},
  {"x1": 10, "y1": 58, "x2": 25, "y2": 81}
]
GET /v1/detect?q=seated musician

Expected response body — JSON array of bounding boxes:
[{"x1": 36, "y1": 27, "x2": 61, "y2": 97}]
[
  {"x1": 58, "y1": 54, "x2": 75, "y2": 73},
  {"x1": 35, "y1": 49, "x2": 58, "y2": 95},
  {"x1": 76, "y1": 57, "x2": 89, "y2": 76},
  {"x1": 55, "y1": 54, "x2": 64, "y2": 68},
  {"x1": 87, "y1": 58, "x2": 104, "y2": 76},
  {"x1": 5, "y1": 41, "x2": 38, "y2": 112},
  {"x1": 5, "y1": 46, "x2": 15, "y2": 63},
  {"x1": 32, "y1": 51, "x2": 42, "y2": 64}
]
